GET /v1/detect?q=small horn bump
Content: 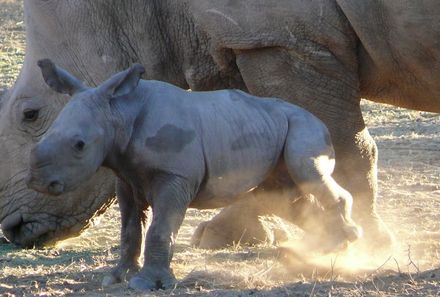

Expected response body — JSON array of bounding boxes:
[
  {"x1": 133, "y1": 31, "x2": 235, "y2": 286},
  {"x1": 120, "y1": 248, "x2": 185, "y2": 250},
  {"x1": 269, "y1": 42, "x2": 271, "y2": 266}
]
[{"x1": 37, "y1": 59, "x2": 54, "y2": 69}]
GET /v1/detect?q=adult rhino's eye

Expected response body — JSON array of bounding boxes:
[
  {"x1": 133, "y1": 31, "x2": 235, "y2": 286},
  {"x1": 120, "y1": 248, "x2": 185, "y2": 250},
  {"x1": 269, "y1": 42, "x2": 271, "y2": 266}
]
[
  {"x1": 74, "y1": 140, "x2": 85, "y2": 151},
  {"x1": 22, "y1": 109, "x2": 40, "y2": 122}
]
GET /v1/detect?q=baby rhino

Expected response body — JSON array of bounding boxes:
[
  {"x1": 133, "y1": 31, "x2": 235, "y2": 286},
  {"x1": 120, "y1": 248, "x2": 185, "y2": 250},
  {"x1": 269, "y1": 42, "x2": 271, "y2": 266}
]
[{"x1": 27, "y1": 59, "x2": 361, "y2": 291}]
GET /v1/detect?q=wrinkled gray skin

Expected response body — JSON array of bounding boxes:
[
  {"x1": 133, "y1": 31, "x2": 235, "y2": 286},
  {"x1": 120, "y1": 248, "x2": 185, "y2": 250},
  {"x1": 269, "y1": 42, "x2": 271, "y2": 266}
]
[
  {"x1": 27, "y1": 60, "x2": 363, "y2": 291},
  {"x1": 2, "y1": 0, "x2": 440, "y2": 249}
]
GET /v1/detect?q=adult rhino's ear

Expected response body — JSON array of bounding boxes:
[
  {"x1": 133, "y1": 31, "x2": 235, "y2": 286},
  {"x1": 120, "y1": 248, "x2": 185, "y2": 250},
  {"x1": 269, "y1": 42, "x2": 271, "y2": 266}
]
[
  {"x1": 97, "y1": 64, "x2": 145, "y2": 98},
  {"x1": 37, "y1": 59, "x2": 86, "y2": 96}
]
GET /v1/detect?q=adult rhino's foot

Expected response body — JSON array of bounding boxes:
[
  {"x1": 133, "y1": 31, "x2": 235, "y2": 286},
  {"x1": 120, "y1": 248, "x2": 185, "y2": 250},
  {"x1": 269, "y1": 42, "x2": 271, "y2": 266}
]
[
  {"x1": 357, "y1": 213, "x2": 395, "y2": 255},
  {"x1": 128, "y1": 266, "x2": 176, "y2": 292},
  {"x1": 102, "y1": 263, "x2": 141, "y2": 287},
  {"x1": 190, "y1": 221, "x2": 211, "y2": 248}
]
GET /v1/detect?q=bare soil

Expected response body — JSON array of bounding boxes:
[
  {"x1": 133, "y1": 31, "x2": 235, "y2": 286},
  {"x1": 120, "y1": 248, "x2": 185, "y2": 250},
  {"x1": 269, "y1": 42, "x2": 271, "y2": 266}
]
[{"x1": 1, "y1": 1, "x2": 439, "y2": 296}]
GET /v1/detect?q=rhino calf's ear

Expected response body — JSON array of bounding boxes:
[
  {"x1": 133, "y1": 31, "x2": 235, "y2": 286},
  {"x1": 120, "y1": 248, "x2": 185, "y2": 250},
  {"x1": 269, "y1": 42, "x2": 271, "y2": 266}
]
[
  {"x1": 37, "y1": 59, "x2": 86, "y2": 96},
  {"x1": 98, "y1": 64, "x2": 145, "y2": 98}
]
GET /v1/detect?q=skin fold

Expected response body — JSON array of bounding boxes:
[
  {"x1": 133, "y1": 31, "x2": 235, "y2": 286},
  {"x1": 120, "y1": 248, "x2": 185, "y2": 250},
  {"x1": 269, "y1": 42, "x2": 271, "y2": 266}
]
[{"x1": 27, "y1": 60, "x2": 361, "y2": 291}]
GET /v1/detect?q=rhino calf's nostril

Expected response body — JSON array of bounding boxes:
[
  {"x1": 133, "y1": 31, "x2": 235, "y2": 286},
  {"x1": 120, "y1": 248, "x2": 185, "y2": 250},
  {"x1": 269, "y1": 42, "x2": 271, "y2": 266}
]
[{"x1": 48, "y1": 180, "x2": 64, "y2": 195}]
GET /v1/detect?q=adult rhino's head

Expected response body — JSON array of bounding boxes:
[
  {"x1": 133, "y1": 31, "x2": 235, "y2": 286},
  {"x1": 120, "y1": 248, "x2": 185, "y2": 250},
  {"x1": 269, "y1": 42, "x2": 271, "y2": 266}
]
[
  {"x1": 0, "y1": 61, "x2": 117, "y2": 247},
  {"x1": 0, "y1": 0, "x2": 154, "y2": 247},
  {"x1": 27, "y1": 60, "x2": 145, "y2": 197}
]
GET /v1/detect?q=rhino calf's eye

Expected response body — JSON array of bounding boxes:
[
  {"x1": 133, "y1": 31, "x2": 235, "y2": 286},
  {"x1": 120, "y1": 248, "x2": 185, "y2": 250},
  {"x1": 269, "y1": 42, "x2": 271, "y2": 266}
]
[
  {"x1": 74, "y1": 140, "x2": 85, "y2": 151},
  {"x1": 23, "y1": 109, "x2": 39, "y2": 122}
]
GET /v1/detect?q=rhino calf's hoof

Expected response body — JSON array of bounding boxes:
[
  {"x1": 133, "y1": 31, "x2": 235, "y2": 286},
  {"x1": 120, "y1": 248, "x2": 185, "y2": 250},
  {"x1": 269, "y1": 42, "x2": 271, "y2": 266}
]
[
  {"x1": 102, "y1": 275, "x2": 119, "y2": 288},
  {"x1": 128, "y1": 276, "x2": 176, "y2": 292},
  {"x1": 129, "y1": 268, "x2": 177, "y2": 292},
  {"x1": 344, "y1": 224, "x2": 363, "y2": 242},
  {"x1": 102, "y1": 263, "x2": 141, "y2": 287},
  {"x1": 323, "y1": 222, "x2": 362, "y2": 252},
  {"x1": 129, "y1": 276, "x2": 158, "y2": 292}
]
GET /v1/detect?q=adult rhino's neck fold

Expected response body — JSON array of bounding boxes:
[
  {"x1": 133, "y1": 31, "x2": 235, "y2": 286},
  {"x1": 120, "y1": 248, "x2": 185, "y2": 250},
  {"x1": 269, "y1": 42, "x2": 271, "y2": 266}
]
[{"x1": 87, "y1": 0, "x2": 190, "y2": 89}]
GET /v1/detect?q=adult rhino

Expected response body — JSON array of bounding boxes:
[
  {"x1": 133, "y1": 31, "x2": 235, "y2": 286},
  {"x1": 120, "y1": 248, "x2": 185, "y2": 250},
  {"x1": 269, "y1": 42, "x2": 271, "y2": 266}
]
[{"x1": 1, "y1": 0, "x2": 439, "y2": 250}]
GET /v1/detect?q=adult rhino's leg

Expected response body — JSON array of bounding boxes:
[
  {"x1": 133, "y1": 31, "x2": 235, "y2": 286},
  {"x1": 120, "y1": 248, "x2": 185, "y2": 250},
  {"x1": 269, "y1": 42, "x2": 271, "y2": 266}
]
[
  {"x1": 191, "y1": 194, "x2": 268, "y2": 249},
  {"x1": 231, "y1": 47, "x2": 393, "y2": 252},
  {"x1": 192, "y1": 192, "x2": 298, "y2": 249},
  {"x1": 102, "y1": 179, "x2": 147, "y2": 287}
]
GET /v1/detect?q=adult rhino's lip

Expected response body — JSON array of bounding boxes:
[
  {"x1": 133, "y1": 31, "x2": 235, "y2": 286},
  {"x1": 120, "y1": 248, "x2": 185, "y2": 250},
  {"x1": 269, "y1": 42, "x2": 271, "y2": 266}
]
[
  {"x1": 1, "y1": 211, "x2": 24, "y2": 244},
  {"x1": 0, "y1": 210, "x2": 53, "y2": 247},
  {"x1": 1, "y1": 219, "x2": 51, "y2": 248},
  {"x1": 1, "y1": 211, "x2": 23, "y2": 232}
]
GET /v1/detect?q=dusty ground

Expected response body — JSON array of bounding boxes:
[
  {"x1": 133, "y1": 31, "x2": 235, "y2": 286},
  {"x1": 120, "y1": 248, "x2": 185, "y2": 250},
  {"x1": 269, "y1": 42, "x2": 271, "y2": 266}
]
[{"x1": 0, "y1": 1, "x2": 439, "y2": 296}]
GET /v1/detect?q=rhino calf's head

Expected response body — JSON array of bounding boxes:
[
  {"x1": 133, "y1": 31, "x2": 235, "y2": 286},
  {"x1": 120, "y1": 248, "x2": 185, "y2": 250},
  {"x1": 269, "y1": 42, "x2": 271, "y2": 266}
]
[{"x1": 26, "y1": 59, "x2": 145, "y2": 196}]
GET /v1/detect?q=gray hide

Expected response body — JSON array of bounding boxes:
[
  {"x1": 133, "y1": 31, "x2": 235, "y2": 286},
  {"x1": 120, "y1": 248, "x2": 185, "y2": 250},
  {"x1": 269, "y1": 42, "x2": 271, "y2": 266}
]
[{"x1": 1, "y1": 0, "x2": 440, "y2": 249}]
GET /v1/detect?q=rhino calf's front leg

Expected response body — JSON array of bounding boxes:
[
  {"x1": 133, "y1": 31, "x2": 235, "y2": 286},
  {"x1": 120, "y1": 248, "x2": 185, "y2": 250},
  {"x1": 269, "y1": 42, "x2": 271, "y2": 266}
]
[
  {"x1": 102, "y1": 179, "x2": 147, "y2": 287},
  {"x1": 129, "y1": 174, "x2": 193, "y2": 292}
]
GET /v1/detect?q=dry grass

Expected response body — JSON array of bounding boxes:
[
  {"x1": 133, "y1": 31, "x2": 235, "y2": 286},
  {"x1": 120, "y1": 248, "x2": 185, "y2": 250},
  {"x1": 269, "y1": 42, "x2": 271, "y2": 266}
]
[
  {"x1": 1, "y1": 1, "x2": 440, "y2": 296},
  {"x1": 0, "y1": 0, "x2": 24, "y2": 92}
]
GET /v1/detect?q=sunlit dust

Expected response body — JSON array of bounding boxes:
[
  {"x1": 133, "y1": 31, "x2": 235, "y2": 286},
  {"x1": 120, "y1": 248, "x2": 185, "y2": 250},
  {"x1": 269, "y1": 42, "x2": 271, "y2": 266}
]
[{"x1": 278, "y1": 233, "x2": 426, "y2": 281}]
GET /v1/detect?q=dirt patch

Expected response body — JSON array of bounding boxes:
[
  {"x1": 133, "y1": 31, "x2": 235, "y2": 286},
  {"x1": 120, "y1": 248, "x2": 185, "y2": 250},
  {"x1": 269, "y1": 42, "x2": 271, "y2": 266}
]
[{"x1": 0, "y1": 1, "x2": 439, "y2": 296}]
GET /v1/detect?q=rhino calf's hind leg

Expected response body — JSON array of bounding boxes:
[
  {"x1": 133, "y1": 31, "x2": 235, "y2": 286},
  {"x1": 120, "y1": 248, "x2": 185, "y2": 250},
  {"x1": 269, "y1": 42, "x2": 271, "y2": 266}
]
[
  {"x1": 231, "y1": 47, "x2": 393, "y2": 252},
  {"x1": 102, "y1": 179, "x2": 147, "y2": 287},
  {"x1": 283, "y1": 112, "x2": 362, "y2": 250}
]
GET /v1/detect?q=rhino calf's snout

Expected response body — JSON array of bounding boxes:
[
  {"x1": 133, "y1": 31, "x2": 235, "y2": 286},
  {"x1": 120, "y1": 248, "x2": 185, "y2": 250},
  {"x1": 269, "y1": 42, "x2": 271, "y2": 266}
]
[
  {"x1": 29, "y1": 142, "x2": 54, "y2": 169},
  {"x1": 26, "y1": 172, "x2": 65, "y2": 196}
]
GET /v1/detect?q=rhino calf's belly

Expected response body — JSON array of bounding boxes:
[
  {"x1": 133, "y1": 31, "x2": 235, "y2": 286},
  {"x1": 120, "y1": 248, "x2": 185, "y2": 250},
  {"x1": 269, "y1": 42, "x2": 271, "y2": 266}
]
[{"x1": 191, "y1": 164, "x2": 277, "y2": 209}]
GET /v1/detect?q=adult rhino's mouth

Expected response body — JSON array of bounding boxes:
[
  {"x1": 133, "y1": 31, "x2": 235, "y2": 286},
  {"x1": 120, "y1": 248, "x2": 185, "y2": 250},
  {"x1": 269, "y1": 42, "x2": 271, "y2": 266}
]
[
  {"x1": 1, "y1": 210, "x2": 57, "y2": 248},
  {"x1": 1, "y1": 197, "x2": 81, "y2": 248},
  {"x1": 1, "y1": 211, "x2": 23, "y2": 243},
  {"x1": 0, "y1": 180, "x2": 55, "y2": 247},
  {"x1": 0, "y1": 167, "x2": 116, "y2": 248}
]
